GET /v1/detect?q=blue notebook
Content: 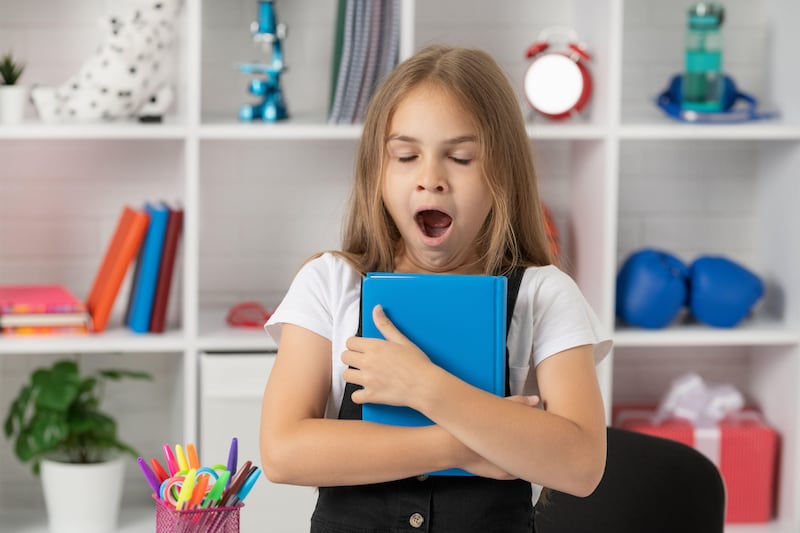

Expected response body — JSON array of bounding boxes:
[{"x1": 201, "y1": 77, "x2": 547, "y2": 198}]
[
  {"x1": 361, "y1": 272, "x2": 507, "y2": 476},
  {"x1": 127, "y1": 202, "x2": 170, "y2": 333}
]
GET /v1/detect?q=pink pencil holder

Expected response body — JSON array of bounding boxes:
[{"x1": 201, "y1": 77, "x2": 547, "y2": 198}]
[{"x1": 154, "y1": 495, "x2": 242, "y2": 533}]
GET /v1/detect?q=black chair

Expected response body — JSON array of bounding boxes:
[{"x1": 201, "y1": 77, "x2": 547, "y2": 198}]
[{"x1": 534, "y1": 427, "x2": 726, "y2": 533}]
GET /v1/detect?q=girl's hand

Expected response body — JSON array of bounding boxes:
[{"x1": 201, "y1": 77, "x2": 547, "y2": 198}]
[
  {"x1": 506, "y1": 394, "x2": 541, "y2": 408},
  {"x1": 341, "y1": 305, "x2": 436, "y2": 409}
]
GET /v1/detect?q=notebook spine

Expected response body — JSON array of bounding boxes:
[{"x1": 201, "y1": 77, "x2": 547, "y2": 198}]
[{"x1": 494, "y1": 276, "x2": 507, "y2": 397}]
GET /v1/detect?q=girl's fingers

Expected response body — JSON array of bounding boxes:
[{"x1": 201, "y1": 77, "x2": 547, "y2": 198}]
[{"x1": 371, "y1": 305, "x2": 411, "y2": 345}]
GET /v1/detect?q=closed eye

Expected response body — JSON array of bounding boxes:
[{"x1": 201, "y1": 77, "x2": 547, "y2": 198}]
[
  {"x1": 449, "y1": 156, "x2": 472, "y2": 165},
  {"x1": 398, "y1": 155, "x2": 418, "y2": 163}
]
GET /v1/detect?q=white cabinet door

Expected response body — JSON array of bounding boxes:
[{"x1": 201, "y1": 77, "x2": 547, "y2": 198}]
[{"x1": 200, "y1": 353, "x2": 317, "y2": 532}]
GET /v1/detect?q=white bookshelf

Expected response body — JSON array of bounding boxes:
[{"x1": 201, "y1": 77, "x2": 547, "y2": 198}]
[{"x1": 0, "y1": 0, "x2": 798, "y2": 531}]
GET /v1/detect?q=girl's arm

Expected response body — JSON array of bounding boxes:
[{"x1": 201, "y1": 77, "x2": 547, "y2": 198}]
[
  {"x1": 345, "y1": 306, "x2": 607, "y2": 497},
  {"x1": 260, "y1": 323, "x2": 512, "y2": 487}
]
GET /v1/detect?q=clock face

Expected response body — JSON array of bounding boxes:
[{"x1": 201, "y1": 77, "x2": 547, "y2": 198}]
[{"x1": 524, "y1": 54, "x2": 584, "y2": 116}]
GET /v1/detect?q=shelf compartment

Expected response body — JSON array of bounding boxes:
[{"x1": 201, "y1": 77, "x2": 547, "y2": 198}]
[
  {"x1": 0, "y1": 139, "x2": 188, "y2": 340},
  {"x1": 0, "y1": 351, "x2": 185, "y2": 515},
  {"x1": 197, "y1": 139, "x2": 355, "y2": 328},
  {"x1": 2, "y1": 0, "x2": 192, "y2": 131},
  {"x1": 621, "y1": 0, "x2": 800, "y2": 128},
  {"x1": 611, "y1": 343, "x2": 799, "y2": 531},
  {"x1": 415, "y1": 0, "x2": 615, "y2": 129},
  {"x1": 201, "y1": 0, "x2": 339, "y2": 126},
  {"x1": 197, "y1": 308, "x2": 277, "y2": 352},
  {"x1": 616, "y1": 139, "x2": 800, "y2": 336}
]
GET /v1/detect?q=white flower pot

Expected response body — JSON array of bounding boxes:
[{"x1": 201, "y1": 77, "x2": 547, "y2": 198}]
[
  {"x1": 0, "y1": 85, "x2": 28, "y2": 124},
  {"x1": 41, "y1": 457, "x2": 126, "y2": 533}
]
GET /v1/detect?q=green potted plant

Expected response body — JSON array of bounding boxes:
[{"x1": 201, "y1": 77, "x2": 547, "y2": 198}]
[
  {"x1": 4, "y1": 357, "x2": 152, "y2": 533},
  {"x1": 0, "y1": 50, "x2": 27, "y2": 124}
]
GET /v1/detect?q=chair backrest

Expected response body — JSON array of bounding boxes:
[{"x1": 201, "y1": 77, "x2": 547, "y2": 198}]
[{"x1": 534, "y1": 427, "x2": 726, "y2": 533}]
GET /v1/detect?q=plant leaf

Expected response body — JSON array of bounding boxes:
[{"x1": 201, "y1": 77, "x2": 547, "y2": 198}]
[
  {"x1": 34, "y1": 362, "x2": 80, "y2": 411},
  {"x1": 15, "y1": 410, "x2": 68, "y2": 462},
  {"x1": 70, "y1": 411, "x2": 115, "y2": 437},
  {"x1": 98, "y1": 369, "x2": 152, "y2": 381},
  {"x1": 4, "y1": 384, "x2": 32, "y2": 437},
  {"x1": 113, "y1": 441, "x2": 141, "y2": 458}
]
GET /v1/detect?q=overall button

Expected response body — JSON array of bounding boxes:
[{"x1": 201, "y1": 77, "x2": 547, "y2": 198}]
[
  {"x1": 409, "y1": 512, "x2": 425, "y2": 528},
  {"x1": 416, "y1": 474, "x2": 429, "y2": 481}
]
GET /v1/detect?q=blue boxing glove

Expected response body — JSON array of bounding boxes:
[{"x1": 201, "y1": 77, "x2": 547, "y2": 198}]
[
  {"x1": 689, "y1": 256, "x2": 764, "y2": 328},
  {"x1": 616, "y1": 249, "x2": 689, "y2": 329}
]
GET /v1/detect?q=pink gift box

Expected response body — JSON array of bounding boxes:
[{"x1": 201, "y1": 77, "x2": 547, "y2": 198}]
[{"x1": 614, "y1": 404, "x2": 779, "y2": 524}]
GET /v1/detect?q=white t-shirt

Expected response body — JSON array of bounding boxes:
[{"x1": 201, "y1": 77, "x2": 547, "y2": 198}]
[
  {"x1": 266, "y1": 252, "x2": 611, "y2": 417},
  {"x1": 265, "y1": 252, "x2": 612, "y2": 501}
]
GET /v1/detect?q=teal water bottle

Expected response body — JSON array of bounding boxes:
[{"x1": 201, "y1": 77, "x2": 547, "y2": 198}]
[{"x1": 683, "y1": 3, "x2": 725, "y2": 112}]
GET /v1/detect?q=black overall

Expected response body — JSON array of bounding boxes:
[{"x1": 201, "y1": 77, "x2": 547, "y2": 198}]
[{"x1": 311, "y1": 268, "x2": 535, "y2": 533}]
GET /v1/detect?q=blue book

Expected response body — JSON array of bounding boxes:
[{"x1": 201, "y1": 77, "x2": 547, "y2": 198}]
[
  {"x1": 127, "y1": 202, "x2": 169, "y2": 333},
  {"x1": 361, "y1": 272, "x2": 507, "y2": 476}
]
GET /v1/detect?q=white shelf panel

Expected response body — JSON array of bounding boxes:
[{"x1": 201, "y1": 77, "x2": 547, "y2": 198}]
[
  {"x1": 525, "y1": 122, "x2": 608, "y2": 140},
  {"x1": 0, "y1": 328, "x2": 187, "y2": 354},
  {"x1": 198, "y1": 115, "x2": 609, "y2": 141},
  {"x1": 614, "y1": 317, "x2": 800, "y2": 348},
  {"x1": 196, "y1": 308, "x2": 278, "y2": 353},
  {"x1": 2, "y1": 505, "x2": 154, "y2": 533},
  {"x1": 620, "y1": 110, "x2": 800, "y2": 140},
  {"x1": 0, "y1": 118, "x2": 189, "y2": 140}
]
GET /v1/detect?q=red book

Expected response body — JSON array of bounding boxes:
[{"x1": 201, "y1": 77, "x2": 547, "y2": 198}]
[
  {"x1": 86, "y1": 206, "x2": 150, "y2": 332},
  {"x1": 149, "y1": 206, "x2": 183, "y2": 333}
]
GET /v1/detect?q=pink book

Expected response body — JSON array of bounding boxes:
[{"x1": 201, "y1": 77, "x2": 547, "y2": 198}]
[{"x1": 0, "y1": 285, "x2": 87, "y2": 315}]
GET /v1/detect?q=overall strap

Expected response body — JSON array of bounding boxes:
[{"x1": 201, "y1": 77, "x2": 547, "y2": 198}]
[
  {"x1": 339, "y1": 290, "x2": 365, "y2": 420},
  {"x1": 338, "y1": 266, "x2": 527, "y2": 420},
  {"x1": 504, "y1": 266, "x2": 526, "y2": 396}
]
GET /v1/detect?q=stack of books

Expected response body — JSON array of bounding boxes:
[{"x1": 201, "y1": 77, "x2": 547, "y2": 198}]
[
  {"x1": 87, "y1": 201, "x2": 184, "y2": 334},
  {"x1": 328, "y1": 0, "x2": 401, "y2": 124},
  {"x1": 0, "y1": 285, "x2": 92, "y2": 335}
]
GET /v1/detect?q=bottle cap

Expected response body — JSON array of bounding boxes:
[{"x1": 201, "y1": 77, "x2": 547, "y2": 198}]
[{"x1": 688, "y1": 3, "x2": 725, "y2": 28}]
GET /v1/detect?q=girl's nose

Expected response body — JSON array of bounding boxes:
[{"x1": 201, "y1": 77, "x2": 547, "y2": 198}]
[{"x1": 416, "y1": 162, "x2": 447, "y2": 192}]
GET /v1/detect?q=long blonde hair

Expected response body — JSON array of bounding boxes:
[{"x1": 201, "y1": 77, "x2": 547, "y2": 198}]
[{"x1": 336, "y1": 44, "x2": 552, "y2": 276}]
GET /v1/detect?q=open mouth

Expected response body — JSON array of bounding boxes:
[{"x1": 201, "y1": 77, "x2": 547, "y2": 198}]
[{"x1": 415, "y1": 210, "x2": 452, "y2": 238}]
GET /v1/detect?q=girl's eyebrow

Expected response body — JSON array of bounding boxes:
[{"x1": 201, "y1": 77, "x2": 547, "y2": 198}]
[{"x1": 386, "y1": 134, "x2": 478, "y2": 145}]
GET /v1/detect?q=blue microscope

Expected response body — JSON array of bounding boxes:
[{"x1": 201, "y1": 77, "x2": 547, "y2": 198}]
[{"x1": 239, "y1": 1, "x2": 289, "y2": 122}]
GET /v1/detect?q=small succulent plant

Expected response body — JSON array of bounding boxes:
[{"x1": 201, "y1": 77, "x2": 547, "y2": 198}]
[{"x1": 0, "y1": 51, "x2": 25, "y2": 85}]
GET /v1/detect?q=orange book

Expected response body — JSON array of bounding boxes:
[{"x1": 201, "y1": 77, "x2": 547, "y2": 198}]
[
  {"x1": 150, "y1": 205, "x2": 183, "y2": 333},
  {"x1": 86, "y1": 206, "x2": 150, "y2": 332}
]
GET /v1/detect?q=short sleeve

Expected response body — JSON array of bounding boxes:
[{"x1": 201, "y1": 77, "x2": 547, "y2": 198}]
[{"x1": 265, "y1": 256, "x2": 336, "y2": 345}]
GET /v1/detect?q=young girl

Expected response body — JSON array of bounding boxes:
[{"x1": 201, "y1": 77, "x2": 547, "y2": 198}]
[{"x1": 261, "y1": 44, "x2": 612, "y2": 532}]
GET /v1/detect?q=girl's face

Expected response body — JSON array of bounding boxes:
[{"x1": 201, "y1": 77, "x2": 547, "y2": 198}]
[{"x1": 382, "y1": 84, "x2": 492, "y2": 274}]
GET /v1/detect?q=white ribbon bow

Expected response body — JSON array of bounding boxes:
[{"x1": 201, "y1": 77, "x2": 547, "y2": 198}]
[
  {"x1": 655, "y1": 372, "x2": 744, "y2": 427},
  {"x1": 654, "y1": 372, "x2": 745, "y2": 466}
]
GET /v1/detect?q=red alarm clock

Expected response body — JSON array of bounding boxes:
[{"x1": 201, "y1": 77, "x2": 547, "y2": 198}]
[{"x1": 523, "y1": 27, "x2": 592, "y2": 120}]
